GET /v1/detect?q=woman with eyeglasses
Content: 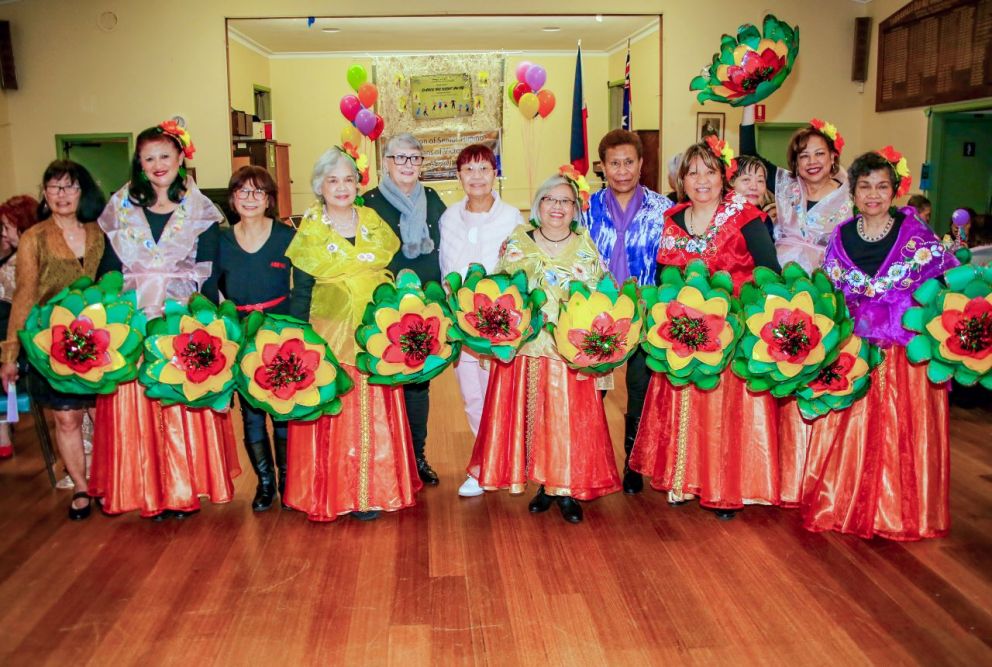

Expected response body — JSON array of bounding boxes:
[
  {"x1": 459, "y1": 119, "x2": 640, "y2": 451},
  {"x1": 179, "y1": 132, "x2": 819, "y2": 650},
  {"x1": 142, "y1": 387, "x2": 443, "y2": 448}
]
[
  {"x1": 438, "y1": 144, "x2": 523, "y2": 497},
  {"x1": 90, "y1": 121, "x2": 240, "y2": 521},
  {"x1": 466, "y1": 171, "x2": 621, "y2": 524},
  {"x1": 215, "y1": 165, "x2": 295, "y2": 512},
  {"x1": 0, "y1": 161, "x2": 105, "y2": 520},
  {"x1": 364, "y1": 133, "x2": 447, "y2": 487}
]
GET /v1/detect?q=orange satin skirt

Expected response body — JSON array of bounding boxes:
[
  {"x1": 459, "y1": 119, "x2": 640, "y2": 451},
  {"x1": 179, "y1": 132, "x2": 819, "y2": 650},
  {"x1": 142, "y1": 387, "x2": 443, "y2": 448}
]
[
  {"x1": 284, "y1": 364, "x2": 422, "y2": 522},
  {"x1": 801, "y1": 346, "x2": 950, "y2": 541},
  {"x1": 90, "y1": 380, "x2": 241, "y2": 516},
  {"x1": 467, "y1": 356, "x2": 621, "y2": 500},
  {"x1": 630, "y1": 369, "x2": 780, "y2": 509},
  {"x1": 779, "y1": 398, "x2": 813, "y2": 507}
]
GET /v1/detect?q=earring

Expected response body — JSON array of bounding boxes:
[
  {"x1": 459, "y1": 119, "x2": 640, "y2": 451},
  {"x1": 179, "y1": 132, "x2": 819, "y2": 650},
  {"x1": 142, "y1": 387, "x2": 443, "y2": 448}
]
[
  {"x1": 178, "y1": 166, "x2": 187, "y2": 181},
  {"x1": 139, "y1": 172, "x2": 149, "y2": 182}
]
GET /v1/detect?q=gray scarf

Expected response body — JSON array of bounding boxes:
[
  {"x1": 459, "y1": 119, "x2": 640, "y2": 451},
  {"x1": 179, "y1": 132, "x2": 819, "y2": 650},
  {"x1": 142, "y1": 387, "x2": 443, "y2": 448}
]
[{"x1": 378, "y1": 173, "x2": 434, "y2": 259}]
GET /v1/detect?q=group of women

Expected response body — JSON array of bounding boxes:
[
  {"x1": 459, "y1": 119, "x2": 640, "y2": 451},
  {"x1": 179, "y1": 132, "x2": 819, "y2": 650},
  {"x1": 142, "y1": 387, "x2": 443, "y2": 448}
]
[{"x1": 0, "y1": 112, "x2": 957, "y2": 540}]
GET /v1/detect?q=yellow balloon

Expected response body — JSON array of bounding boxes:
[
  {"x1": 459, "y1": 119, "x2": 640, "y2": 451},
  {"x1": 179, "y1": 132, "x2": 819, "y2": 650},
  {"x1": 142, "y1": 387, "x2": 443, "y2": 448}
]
[
  {"x1": 518, "y1": 92, "x2": 539, "y2": 119},
  {"x1": 340, "y1": 125, "x2": 362, "y2": 146}
]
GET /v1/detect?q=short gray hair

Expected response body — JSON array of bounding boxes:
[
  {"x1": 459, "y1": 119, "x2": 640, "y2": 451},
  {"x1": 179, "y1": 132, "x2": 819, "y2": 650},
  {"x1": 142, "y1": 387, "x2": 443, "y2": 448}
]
[
  {"x1": 383, "y1": 133, "x2": 423, "y2": 156},
  {"x1": 666, "y1": 152, "x2": 682, "y2": 191},
  {"x1": 311, "y1": 147, "x2": 358, "y2": 200},
  {"x1": 530, "y1": 175, "x2": 582, "y2": 227}
]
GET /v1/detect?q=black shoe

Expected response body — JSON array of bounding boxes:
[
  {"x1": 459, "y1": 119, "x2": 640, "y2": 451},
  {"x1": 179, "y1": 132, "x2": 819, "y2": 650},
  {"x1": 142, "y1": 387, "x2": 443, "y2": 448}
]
[
  {"x1": 68, "y1": 491, "x2": 92, "y2": 521},
  {"x1": 245, "y1": 438, "x2": 277, "y2": 512},
  {"x1": 714, "y1": 509, "x2": 738, "y2": 521},
  {"x1": 622, "y1": 414, "x2": 643, "y2": 495},
  {"x1": 528, "y1": 486, "x2": 554, "y2": 513},
  {"x1": 150, "y1": 511, "x2": 172, "y2": 522},
  {"x1": 350, "y1": 510, "x2": 381, "y2": 521},
  {"x1": 416, "y1": 458, "x2": 439, "y2": 486},
  {"x1": 557, "y1": 496, "x2": 583, "y2": 524},
  {"x1": 173, "y1": 509, "x2": 199, "y2": 520},
  {"x1": 273, "y1": 436, "x2": 289, "y2": 508}
]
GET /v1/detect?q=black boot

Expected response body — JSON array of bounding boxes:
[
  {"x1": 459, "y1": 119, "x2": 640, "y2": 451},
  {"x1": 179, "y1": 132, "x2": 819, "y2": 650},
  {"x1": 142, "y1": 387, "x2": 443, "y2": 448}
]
[
  {"x1": 416, "y1": 457, "x2": 439, "y2": 486},
  {"x1": 273, "y1": 435, "x2": 289, "y2": 509},
  {"x1": 528, "y1": 486, "x2": 554, "y2": 513},
  {"x1": 622, "y1": 414, "x2": 644, "y2": 494},
  {"x1": 714, "y1": 509, "x2": 738, "y2": 521},
  {"x1": 245, "y1": 437, "x2": 277, "y2": 512},
  {"x1": 557, "y1": 496, "x2": 583, "y2": 524}
]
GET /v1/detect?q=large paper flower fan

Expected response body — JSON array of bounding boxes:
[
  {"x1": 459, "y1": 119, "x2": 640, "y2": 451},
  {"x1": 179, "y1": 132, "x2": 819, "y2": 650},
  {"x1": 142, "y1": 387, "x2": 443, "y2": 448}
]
[{"x1": 795, "y1": 334, "x2": 885, "y2": 419}]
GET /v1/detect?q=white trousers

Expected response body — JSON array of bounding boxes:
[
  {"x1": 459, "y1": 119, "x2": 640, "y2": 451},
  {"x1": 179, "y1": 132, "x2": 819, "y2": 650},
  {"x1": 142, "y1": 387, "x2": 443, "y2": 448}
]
[{"x1": 453, "y1": 350, "x2": 490, "y2": 436}]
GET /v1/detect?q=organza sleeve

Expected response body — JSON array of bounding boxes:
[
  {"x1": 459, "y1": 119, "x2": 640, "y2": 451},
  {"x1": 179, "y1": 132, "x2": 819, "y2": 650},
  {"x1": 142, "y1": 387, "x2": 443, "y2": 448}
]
[{"x1": 1, "y1": 229, "x2": 40, "y2": 364}]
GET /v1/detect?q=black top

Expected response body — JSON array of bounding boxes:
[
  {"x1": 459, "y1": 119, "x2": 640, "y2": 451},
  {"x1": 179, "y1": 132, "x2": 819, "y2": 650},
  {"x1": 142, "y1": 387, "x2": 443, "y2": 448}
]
[
  {"x1": 669, "y1": 209, "x2": 782, "y2": 273},
  {"x1": 840, "y1": 211, "x2": 904, "y2": 277},
  {"x1": 98, "y1": 208, "x2": 223, "y2": 302},
  {"x1": 217, "y1": 221, "x2": 295, "y2": 315},
  {"x1": 363, "y1": 186, "x2": 446, "y2": 285}
]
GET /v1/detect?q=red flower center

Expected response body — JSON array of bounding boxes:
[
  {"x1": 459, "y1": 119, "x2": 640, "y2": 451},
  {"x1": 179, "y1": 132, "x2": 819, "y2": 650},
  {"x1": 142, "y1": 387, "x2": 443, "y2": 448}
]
[
  {"x1": 255, "y1": 338, "x2": 320, "y2": 400},
  {"x1": 465, "y1": 294, "x2": 522, "y2": 342},
  {"x1": 51, "y1": 316, "x2": 110, "y2": 373},
  {"x1": 384, "y1": 313, "x2": 441, "y2": 368},
  {"x1": 567, "y1": 313, "x2": 631, "y2": 363},
  {"x1": 172, "y1": 329, "x2": 226, "y2": 383},
  {"x1": 760, "y1": 308, "x2": 821, "y2": 363},
  {"x1": 943, "y1": 299, "x2": 992, "y2": 359},
  {"x1": 808, "y1": 352, "x2": 855, "y2": 393},
  {"x1": 659, "y1": 302, "x2": 725, "y2": 357},
  {"x1": 725, "y1": 48, "x2": 783, "y2": 94}
]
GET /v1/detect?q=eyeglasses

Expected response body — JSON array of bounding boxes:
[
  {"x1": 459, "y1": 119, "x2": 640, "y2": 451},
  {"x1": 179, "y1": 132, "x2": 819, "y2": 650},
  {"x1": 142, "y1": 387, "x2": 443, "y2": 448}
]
[
  {"x1": 540, "y1": 196, "x2": 576, "y2": 209},
  {"x1": 44, "y1": 184, "x2": 81, "y2": 195},
  {"x1": 606, "y1": 158, "x2": 638, "y2": 170},
  {"x1": 387, "y1": 154, "x2": 424, "y2": 166},
  {"x1": 235, "y1": 187, "x2": 267, "y2": 200},
  {"x1": 460, "y1": 164, "x2": 494, "y2": 175}
]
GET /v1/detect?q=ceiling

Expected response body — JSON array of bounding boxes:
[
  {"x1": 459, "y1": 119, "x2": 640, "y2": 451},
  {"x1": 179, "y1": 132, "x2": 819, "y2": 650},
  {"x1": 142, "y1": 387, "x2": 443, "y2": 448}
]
[{"x1": 227, "y1": 15, "x2": 659, "y2": 55}]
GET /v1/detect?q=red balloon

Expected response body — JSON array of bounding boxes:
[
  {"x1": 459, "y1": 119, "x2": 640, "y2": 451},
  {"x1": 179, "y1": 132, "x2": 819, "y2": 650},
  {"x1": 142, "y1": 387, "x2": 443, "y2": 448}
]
[
  {"x1": 512, "y1": 82, "x2": 530, "y2": 105},
  {"x1": 368, "y1": 115, "x2": 385, "y2": 141},
  {"x1": 358, "y1": 82, "x2": 378, "y2": 109},
  {"x1": 340, "y1": 95, "x2": 361, "y2": 121},
  {"x1": 536, "y1": 89, "x2": 556, "y2": 118}
]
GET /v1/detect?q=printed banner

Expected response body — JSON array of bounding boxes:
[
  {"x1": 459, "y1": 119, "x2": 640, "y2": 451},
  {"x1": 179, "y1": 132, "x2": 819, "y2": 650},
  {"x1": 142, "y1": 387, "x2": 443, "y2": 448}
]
[
  {"x1": 412, "y1": 129, "x2": 500, "y2": 181},
  {"x1": 410, "y1": 73, "x2": 474, "y2": 120}
]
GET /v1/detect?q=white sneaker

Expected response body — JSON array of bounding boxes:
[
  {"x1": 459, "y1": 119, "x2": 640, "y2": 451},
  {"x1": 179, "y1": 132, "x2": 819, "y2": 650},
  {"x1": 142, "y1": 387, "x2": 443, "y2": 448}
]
[
  {"x1": 458, "y1": 475, "x2": 484, "y2": 497},
  {"x1": 55, "y1": 474, "x2": 75, "y2": 489}
]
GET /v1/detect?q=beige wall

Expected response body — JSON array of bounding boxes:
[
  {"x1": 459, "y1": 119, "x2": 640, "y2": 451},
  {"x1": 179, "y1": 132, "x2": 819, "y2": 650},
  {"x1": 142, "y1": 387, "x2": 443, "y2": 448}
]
[
  {"x1": 0, "y1": 0, "x2": 951, "y2": 208},
  {"x1": 608, "y1": 26, "x2": 661, "y2": 131},
  {"x1": 228, "y1": 37, "x2": 271, "y2": 115},
  {"x1": 0, "y1": 87, "x2": 13, "y2": 199}
]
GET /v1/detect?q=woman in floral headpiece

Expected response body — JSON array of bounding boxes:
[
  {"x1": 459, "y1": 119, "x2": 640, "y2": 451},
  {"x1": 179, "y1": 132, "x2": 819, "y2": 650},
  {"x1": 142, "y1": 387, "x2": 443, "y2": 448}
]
[
  {"x1": 739, "y1": 108, "x2": 854, "y2": 272},
  {"x1": 802, "y1": 148, "x2": 958, "y2": 541},
  {"x1": 283, "y1": 145, "x2": 421, "y2": 522},
  {"x1": 90, "y1": 121, "x2": 240, "y2": 520},
  {"x1": 466, "y1": 168, "x2": 621, "y2": 525},
  {"x1": 630, "y1": 139, "x2": 782, "y2": 520}
]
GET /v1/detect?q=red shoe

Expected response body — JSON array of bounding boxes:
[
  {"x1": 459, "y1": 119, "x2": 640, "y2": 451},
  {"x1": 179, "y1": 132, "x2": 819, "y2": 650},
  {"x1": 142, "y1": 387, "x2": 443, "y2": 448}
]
[{"x1": 0, "y1": 444, "x2": 12, "y2": 459}]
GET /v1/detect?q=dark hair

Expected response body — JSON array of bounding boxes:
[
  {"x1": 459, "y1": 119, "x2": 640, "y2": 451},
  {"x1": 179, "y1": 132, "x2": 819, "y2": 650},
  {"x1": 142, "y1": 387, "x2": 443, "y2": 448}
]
[
  {"x1": 676, "y1": 142, "x2": 729, "y2": 202},
  {"x1": 455, "y1": 144, "x2": 497, "y2": 171},
  {"x1": 36, "y1": 160, "x2": 106, "y2": 223},
  {"x1": 598, "y1": 129, "x2": 643, "y2": 162},
  {"x1": 733, "y1": 156, "x2": 767, "y2": 181},
  {"x1": 127, "y1": 126, "x2": 187, "y2": 207},
  {"x1": 847, "y1": 152, "x2": 899, "y2": 197},
  {"x1": 0, "y1": 195, "x2": 40, "y2": 233},
  {"x1": 227, "y1": 166, "x2": 279, "y2": 219},
  {"x1": 907, "y1": 194, "x2": 931, "y2": 210},
  {"x1": 787, "y1": 127, "x2": 841, "y2": 176}
]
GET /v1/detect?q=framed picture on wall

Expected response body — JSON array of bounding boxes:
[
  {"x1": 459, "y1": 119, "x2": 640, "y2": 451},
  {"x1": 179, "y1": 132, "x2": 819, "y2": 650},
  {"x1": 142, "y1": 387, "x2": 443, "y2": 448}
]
[{"x1": 696, "y1": 112, "x2": 725, "y2": 141}]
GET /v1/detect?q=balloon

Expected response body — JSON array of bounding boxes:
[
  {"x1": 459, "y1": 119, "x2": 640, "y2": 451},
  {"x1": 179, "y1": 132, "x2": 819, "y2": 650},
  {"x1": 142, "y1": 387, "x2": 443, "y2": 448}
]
[
  {"x1": 525, "y1": 65, "x2": 547, "y2": 92},
  {"x1": 517, "y1": 92, "x2": 539, "y2": 119},
  {"x1": 536, "y1": 89, "x2": 556, "y2": 118},
  {"x1": 341, "y1": 125, "x2": 362, "y2": 146},
  {"x1": 340, "y1": 95, "x2": 361, "y2": 121},
  {"x1": 346, "y1": 64, "x2": 368, "y2": 92},
  {"x1": 506, "y1": 82, "x2": 518, "y2": 105},
  {"x1": 512, "y1": 82, "x2": 530, "y2": 105},
  {"x1": 358, "y1": 82, "x2": 378, "y2": 108},
  {"x1": 515, "y1": 61, "x2": 533, "y2": 84},
  {"x1": 354, "y1": 108, "x2": 376, "y2": 136},
  {"x1": 368, "y1": 115, "x2": 385, "y2": 141},
  {"x1": 952, "y1": 208, "x2": 971, "y2": 227}
]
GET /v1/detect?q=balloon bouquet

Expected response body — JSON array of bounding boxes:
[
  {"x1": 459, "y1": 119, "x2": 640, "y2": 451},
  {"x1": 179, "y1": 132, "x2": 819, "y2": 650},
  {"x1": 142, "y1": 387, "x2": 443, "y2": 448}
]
[
  {"x1": 507, "y1": 61, "x2": 557, "y2": 200},
  {"x1": 339, "y1": 64, "x2": 385, "y2": 147}
]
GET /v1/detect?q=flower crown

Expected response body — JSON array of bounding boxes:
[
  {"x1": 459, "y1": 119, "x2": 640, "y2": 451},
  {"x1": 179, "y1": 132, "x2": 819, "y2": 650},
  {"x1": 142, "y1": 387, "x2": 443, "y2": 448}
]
[
  {"x1": 809, "y1": 118, "x2": 845, "y2": 155},
  {"x1": 704, "y1": 135, "x2": 737, "y2": 181},
  {"x1": 558, "y1": 164, "x2": 591, "y2": 211},
  {"x1": 158, "y1": 119, "x2": 195, "y2": 159},
  {"x1": 876, "y1": 145, "x2": 913, "y2": 198},
  {"x1": 339, "y1": 141, "x2": 370, "y2": 206}
]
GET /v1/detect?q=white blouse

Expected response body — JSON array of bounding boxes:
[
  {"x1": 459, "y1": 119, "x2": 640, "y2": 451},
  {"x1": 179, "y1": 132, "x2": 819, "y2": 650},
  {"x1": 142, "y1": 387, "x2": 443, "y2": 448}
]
[{"x1": 438, "y1": 191, "x2": 524, "y2": 280}]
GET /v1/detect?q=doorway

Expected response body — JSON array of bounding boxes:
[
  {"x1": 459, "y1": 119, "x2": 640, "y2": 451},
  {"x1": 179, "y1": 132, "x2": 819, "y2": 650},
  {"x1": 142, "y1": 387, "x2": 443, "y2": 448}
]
[{"x1": 54, "y1": 133, "x2": 132, "y2": 199}]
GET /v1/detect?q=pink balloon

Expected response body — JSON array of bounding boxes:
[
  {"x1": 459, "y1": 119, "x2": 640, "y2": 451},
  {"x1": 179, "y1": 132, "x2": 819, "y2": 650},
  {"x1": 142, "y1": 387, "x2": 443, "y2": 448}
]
[
  {"x1": 951, "y1": 208, "x2": 971, "y2": 227},
  {"x1": 340, "y1": 95, "x2": 361, "y2": 122},
  {"x1": 525, "y1": 65, "x2": 546, "y2": 92},
  {"x1": 354, "y1": 108, "x2": 376, "y2": 136},
  {"x1": 515, "y1": 61, "x2": 533, "y2": 84}
]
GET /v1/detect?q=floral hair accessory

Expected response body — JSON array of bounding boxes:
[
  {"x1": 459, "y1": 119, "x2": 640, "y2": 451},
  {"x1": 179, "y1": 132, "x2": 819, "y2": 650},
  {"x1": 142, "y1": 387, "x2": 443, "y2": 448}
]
[
  {"x1": 809, "y1": 118, "x2": 845, "y2": 155},
  {"x1": 558, "y1": 164, "x2": 591, "y2": 211},
  {"x1": 876, "y1": 145, "x2": 912, "y2": 197},
  {"x1": 339, "y1": 141, "x2": 370, "y2": 205},
  {"x1": 705, "y1": 135, "x2": 738, "y2": 181},
  {"x1": 158, "y1": 119, "x2": 195, "y2": 159}
]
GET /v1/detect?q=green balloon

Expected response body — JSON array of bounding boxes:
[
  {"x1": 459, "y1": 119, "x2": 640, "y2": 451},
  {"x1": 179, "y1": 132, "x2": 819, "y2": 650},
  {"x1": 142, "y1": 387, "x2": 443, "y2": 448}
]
[{"x1": 347, "y1": 64, "x2": 367, "y2": 92}]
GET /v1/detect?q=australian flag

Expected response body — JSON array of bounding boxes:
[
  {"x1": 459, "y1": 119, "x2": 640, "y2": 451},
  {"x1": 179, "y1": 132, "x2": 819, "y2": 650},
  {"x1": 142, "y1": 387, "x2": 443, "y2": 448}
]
[{"x1": 621, "y1": 40, "x2": 632, "y2": 130}]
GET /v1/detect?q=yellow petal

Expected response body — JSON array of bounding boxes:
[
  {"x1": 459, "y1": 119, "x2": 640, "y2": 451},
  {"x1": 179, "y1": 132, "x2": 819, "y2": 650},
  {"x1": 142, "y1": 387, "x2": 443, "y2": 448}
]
[
  {"x1": 105, "y1": 323, "x2": 132, "y2": 350},
  {"x1": 179, "y1": 315, "x2": 202, "y2": 333},
  {"x1": 667, "y1": 349, "x2": 695, "y2": 370},
  {"x1": 398, "y1": 293, "x2": 427, "y2": 314},
  {"x1": 159, "y1": 362, "x2": 186, "y2": 385},
  {"x1": 50, "y1": 305, "x2": 77, "y2": 329},
  {"x1": 33, "y1": 329, "x2": 54, "y2": 355},
  {"x1": 457, "y1": 287, "x2": 477, "y2": 314},
  {"x1": 942, "y1": 292, "x2": 970, "y2": 313},
  {"x1": 365, "y1": 332, "x2": 390, "y2": 359},
  {"x1": 374, "y1": 307, "x2": 402, "y2": 333},
  {"x1": 925, "y1": 315, "x2": 950, "y2": 342},
  {"x1": 79, "y1": 303, "x2": 109, "y2": 329}
]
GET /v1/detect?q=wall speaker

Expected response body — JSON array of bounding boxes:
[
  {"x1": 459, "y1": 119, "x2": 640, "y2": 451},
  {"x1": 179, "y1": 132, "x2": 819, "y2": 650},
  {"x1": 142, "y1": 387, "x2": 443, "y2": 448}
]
[
  {"x1": 0, "y1": 21, "x2": 16, "y2": 90},
  {"x1": 852, "y1": 17, "x2": 872, "y2": 83}
]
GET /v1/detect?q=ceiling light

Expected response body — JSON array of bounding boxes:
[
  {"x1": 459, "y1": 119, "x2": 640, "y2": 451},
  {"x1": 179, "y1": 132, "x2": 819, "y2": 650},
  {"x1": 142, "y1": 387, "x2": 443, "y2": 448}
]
[
  {"x1": 322, "y1": 27, "x2": 341, "y2": 33},
  {"x1": 542, "y1": 27, "x2": 561, "y2": 32},
  {"x1": 595, "y1": 15, "x2": 603, "y2": 22}
]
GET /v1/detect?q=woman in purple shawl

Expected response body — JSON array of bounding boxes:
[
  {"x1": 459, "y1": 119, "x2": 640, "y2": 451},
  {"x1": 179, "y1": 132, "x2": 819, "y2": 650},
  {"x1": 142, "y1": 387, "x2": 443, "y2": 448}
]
[{"x1": 802, "y1": 149, "x2": 958, "y2": 541}]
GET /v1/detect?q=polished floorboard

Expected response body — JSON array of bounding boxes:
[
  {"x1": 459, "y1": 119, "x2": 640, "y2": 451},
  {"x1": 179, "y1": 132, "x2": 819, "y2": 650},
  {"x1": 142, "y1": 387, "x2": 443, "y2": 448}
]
[{"x1": 0, "y1": 369, "x2": 990, "y2": 666}]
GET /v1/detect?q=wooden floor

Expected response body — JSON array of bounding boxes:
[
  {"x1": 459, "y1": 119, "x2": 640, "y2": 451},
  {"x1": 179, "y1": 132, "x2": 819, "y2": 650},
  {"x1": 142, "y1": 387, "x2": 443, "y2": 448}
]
[{"x1": 0, "y1": 370, "x2": 990, "y2": 666}]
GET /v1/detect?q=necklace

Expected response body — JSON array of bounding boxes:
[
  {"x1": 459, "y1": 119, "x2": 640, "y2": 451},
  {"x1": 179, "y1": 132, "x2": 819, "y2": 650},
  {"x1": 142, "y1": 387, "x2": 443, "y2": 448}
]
[
  {"x1": 538, "y1": 227, "x2": 572, "y2": 249},
  {"x1": 325, "y1": 207, "x2": 357, "y2": 236},
  {"x1": 857, "y1": 214, "x2": 894, "y2": 243}
]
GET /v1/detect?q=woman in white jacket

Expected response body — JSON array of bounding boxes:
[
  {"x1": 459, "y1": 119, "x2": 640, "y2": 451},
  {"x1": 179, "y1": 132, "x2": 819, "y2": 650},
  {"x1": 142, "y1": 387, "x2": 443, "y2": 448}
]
[{"x1": 439, "y1": 144, "x2": 523, "y2": 497}]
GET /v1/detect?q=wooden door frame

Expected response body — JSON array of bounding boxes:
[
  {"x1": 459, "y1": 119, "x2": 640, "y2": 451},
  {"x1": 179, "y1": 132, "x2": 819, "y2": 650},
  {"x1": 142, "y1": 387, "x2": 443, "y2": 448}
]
[{"x1": 54, "y1": 132, "x2": 133, "y2": 159}]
